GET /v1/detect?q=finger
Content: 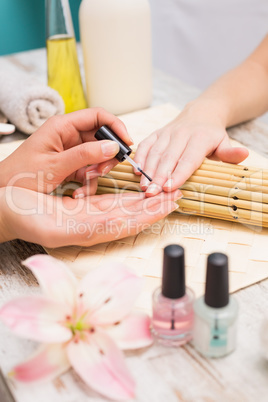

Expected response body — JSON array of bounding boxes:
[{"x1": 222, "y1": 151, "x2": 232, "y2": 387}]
[
  {"x1": 70, "y1": 159, "x2": 118, "y2": 185},
  {"x1": 213, "y1": 136, "x2": 249, "y2": 163},
  {"x1": 92, "y1": 192, "x2": 146, "y2": 211},
  {"x1": 49, "y1": 108, "x2": 133, "y2": 146},
  {"x1": 93, "y1": 158, "x2": 118, "y2": 177},
  {"x1": 101, "y1": 193, "x2": 180, "y2": 241},
  {"x1": 72, "y1": 178, "x2": 98, "y2": 199},
  {"x1": 71, "y1": 159, "x2": 119, "y2": 198},
  {"x1": 134, "y1": 132, "x2": 158, "y2": 175},
  {"x1": 65, "y1": 166, "x2": 90, "y2": 183},
  {"x1": 73, "y1": 190, "x2": 145, "y2": 206},
  {"x1": 145, "y1": 133, "x2": 189, "y2": 196},
  {"x1": 163, "y1": 137, "x2": 209, "y2": 191},
  {"x1": 91, "y1": 192, "x2": 145, "y2": 203},
  {"x1": 78, "y1": 194, "x2": 180, "y2": 246},
  {"x1": 59, "y1": 140, "x2": 119, "y2": 178},
  {"x1": 55, "y1": 190, "x2": 180, "y2": 246},
  {"x1": 85, "y1": 189, "x2": 180, "y2": 217},
  {"x1": 83, "y1": 159, "x2": 118, "y2": 178},
  {"x1": 139, "y1": 135, "x2": 170, "y2": 191},
  {"x1": 109, "y1": 189, "x2": 182, "y2": 216}
]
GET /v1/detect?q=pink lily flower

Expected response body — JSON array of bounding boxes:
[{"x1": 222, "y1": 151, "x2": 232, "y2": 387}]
[{"x1": 0, "y1": 255, "x2": 153, "y2": 400}]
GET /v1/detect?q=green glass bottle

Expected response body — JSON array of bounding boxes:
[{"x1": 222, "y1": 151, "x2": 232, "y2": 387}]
[{"x1": 46, "y1": 0, "x2": 87, "y2": 113}]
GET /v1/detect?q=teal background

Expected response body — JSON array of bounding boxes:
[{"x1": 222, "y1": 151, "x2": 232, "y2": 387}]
[{"x1": 0, "y1": 0, "x2": 82, "y2": 56}]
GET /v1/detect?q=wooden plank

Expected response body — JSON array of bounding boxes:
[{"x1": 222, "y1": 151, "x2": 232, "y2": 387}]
[
  {"x1": 0, "y1": 239, "x2": 45, "y2": 285},
  {"x1": 0, "y1": 240, "x2": 46, "y2": 400},
  {"x1": 0, "y1": 368, "x2": 15, "y2": 402}
]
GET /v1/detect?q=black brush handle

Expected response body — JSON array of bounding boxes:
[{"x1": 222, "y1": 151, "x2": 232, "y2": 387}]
[{"x1": 95, "y1": 125, "x2": 132, "y2": 162}]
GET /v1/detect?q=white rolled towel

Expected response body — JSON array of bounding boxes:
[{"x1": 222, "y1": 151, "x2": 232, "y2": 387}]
[{"x1": 0, "y1": 66, "x2": 65, "y2": 135}]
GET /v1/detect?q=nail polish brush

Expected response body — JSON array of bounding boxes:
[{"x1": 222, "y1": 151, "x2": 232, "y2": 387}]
[{"x1": 94, "y1": 125, "x2": 152, "y2": 182}]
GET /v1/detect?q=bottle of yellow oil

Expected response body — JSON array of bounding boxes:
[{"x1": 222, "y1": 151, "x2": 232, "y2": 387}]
[{"x1": 46, "y1": 0, "x2": 87, "y2": 113}]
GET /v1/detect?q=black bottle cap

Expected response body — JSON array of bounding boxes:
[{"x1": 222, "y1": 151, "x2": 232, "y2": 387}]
[
  {"x1": 162, "y1": 245, "x2": 185, "y2": 299},
  {"x1": 205, "y1": 253, "x2": 229, "y2": 308},
  {"x1": 94, "y1": 125, "x2": 132, "y2": 162}
]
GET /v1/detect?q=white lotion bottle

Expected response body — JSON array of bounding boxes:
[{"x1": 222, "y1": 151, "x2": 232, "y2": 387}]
[{"x1": 79, "y1": 0, "x2": 152, "y2": 115}]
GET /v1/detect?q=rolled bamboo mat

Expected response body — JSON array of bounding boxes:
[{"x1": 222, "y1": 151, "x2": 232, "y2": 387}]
[{"x1": 96, "y1": 153, "x2": 268, "y2": 228}]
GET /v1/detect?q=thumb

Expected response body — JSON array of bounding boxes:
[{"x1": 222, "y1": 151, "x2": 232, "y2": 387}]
[
  {"x1": 58, "y1": 140, "x2": 119, "y2": 177},
  {"x1": 213, "y1": 137, "x2": 249, "y2": 164}
]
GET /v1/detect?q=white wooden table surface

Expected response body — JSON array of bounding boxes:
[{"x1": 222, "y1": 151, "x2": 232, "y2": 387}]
[{"x1": 0, "y1": 47, "x2": 268, "y2": 402}]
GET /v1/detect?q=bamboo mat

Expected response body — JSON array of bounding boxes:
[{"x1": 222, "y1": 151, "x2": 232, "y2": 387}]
[{"x1": 1, "y1": 104, "x2": 268, "y2": 313}]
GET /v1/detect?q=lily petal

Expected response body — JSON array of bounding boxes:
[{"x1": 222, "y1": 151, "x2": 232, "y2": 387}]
[
  {"x1": 23, "y1": 255, "x2": 77, "y2": 306},
  {"x1": 12, "y1": 343, "x2": 70, "y2": 382},
  {"x1": 0, "y1": 296, "x2": 72, "y2": 343},
  {"x1": 78, "y1": 263, "x2": 143, "y2": 326},
  {"x1": 105, "y1": 313, "x2": 153, "y2": 350},
  {"x1": 67, "y1": 330, "x2": 135, "y2": 401}
]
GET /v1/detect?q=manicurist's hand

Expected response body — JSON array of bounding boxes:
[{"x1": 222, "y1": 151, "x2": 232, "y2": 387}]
[
  {"x1": 134, "y1": 100, "x2": 249, "y2": 197},
  {"x1": 0, "y1": 186, "x2": 181, "y2": 247},
  {"x1": 0, "y1": 108, "x2": 132, "y2": 198}
]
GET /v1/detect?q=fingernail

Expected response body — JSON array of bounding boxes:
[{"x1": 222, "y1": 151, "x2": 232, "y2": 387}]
[
  {"x1": 172, "y1": 202, "x2": 179, "y2": 210},
  {"x1": 85, "y1": 171, "x2": 100, "y2": 180},
  {"x1": 146, "y1": 183, "x2": 161, "y2": 195},
  {"x1": 141, "y1": 178, "x2": 150, "y2": 190},
  {"x1": 134, "y1": 162, "x2": 142, "y2": 174},
  {"x1": 102, "y1": 164, "x2": 113, "y2": 176},
  {"x1": 174, "y1": 189, "x2": 183, "y2": 200},
  {"x1": 129, "y1": 136, "x2": 134, "y2": 145},
  {"x1": 74, "y1": 192, "x2": 85, "y2": 199},
  {"x1": 101, "y1": 141, "x2": 119, "y2": 157},
  {"x1": 164, "y1": 179, "x2": 173, "y2": 189}
]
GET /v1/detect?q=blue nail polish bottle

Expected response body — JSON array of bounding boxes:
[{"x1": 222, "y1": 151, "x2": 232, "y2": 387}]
[{"x1": 193, "y1": 253, "x2": 238, "y2": 358}]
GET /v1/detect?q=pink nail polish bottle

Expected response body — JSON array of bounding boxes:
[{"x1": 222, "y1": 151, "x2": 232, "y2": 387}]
[{"x1": 151, "y1": 245, "x2": 195, "y2": 346}]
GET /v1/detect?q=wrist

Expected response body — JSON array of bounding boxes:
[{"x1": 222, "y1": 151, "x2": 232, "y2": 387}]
[{"x1": 182, "y1": 97, "x2": 230, "y2": 128}]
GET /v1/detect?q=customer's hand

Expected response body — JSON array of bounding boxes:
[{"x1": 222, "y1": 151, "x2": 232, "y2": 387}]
[
  {"x1": 0, "y1": 108, "x2": 132, "y2": 198},
  {"x1": 0, "y1": 187, "x2": 181, "y2": 247},
  {"x1": 134, "y1": 101, "x2": 249, "y2": 197}
]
